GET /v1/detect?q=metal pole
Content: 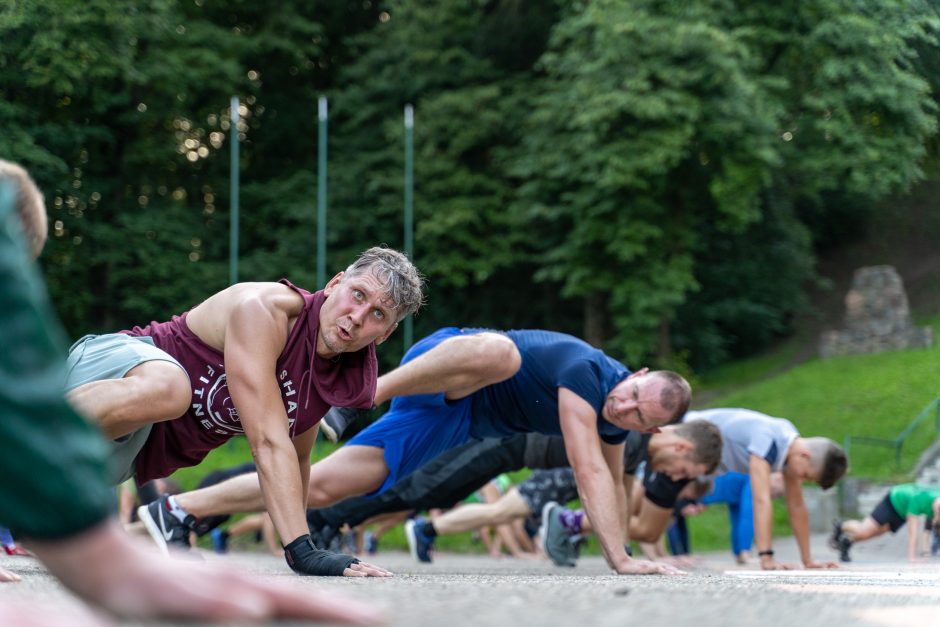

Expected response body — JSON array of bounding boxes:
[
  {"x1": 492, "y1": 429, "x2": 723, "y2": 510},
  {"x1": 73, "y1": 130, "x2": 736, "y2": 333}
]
[
  {"x1": 317, "y1": 96, "x2": 328, "y2": 288},
  {"x1": 403, "y1": 104, "x2": 414, "y2": 351},
  {"x1": 229, "y1": 96, "x2": 240, "y2": 285}
]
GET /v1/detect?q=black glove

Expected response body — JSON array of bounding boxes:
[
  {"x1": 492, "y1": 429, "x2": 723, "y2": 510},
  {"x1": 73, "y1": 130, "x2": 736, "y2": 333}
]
[{"x1": 284, "y1": 534, "x2": 359, "y2": 576}]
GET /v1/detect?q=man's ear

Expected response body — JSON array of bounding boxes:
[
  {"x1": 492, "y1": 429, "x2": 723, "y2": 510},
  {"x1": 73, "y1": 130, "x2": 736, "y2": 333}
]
[
  {"x1": 374, "y1": 321, "x2": 399, "y2": 345},
  {"x1": 626, "y1": 367, "x2": 650, "y2": 380},
  {"x1": 675, "y1": 439, "x2": 693, "y2": 453},
  {"x1": 323, "y1": 271, "x2": 344, "y2": 295}
]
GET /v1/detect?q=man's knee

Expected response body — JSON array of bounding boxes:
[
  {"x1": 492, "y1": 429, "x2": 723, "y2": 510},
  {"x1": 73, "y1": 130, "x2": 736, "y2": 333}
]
[
  {"x1": 307, "y1": 482, "x2": 342, "y2": 508},
  {"x1": 463, "y1": 333, "x2": 520, "y2": 380},
  {"x1": 130, "y1": 361, "x2": 191, "y2": 419}
]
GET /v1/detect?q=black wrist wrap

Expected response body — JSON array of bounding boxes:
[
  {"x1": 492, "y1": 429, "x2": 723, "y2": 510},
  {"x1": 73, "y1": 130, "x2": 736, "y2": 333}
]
[{"x1": 284, "y1": 534, "x2": 359, "y2": 576}]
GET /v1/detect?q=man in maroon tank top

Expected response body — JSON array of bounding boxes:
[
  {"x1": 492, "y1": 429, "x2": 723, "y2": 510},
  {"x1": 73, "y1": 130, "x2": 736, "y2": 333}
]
[{"x1": 66, "y1": 247, "x2": 424, "y2": 577}]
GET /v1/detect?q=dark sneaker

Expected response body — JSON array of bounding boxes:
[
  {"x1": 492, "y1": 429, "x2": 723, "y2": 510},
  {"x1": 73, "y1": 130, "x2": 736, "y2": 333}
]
[
  {"x1": 404, "y1": 518, "x2": 434, "y2": 563},
  {"x1": 210, "y1": 528, "x2": 229, "y2": 554},
  {"x1": 539, "y1": 502, "x2": 577, "y2": 567},
  {"x1": 310, "y1": 524, "x2": 340, "y2": 551},
  {"x1": 320, "y1": 406, "x2": 372, "y2": 442},
  {"x1": 828, "y1": 519, "x2": 852, "y2": 562},
  {"x1": 138, "y1": 496, "x2": 195, "y2": 555}
]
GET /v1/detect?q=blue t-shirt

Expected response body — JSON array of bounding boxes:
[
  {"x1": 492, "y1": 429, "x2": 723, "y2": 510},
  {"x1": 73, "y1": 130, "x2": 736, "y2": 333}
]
[{"x1": 469, "y1": 329, "x2": 631, "y2": 444}]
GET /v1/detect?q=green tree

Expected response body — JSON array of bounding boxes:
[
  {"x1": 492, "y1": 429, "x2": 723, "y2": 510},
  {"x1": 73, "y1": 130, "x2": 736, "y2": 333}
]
[{"x1": 512, "y1": 0, "x2": 938, "y2": 366}]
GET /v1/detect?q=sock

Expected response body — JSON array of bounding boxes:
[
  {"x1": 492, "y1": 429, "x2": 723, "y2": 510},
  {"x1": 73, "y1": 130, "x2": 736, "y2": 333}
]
[
  {"x1": 165, "y1": 495, "x2": 192, "y2": 524},
  {"x1": 559, "y1": 509, "x2": 584, "y2": 534},
  {"x1": 422, "y1": 522, "x2": 438, "y2": 538}
]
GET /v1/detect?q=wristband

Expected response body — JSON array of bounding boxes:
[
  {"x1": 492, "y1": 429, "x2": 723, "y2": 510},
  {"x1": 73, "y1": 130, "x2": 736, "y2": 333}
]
[
  {"x1": 758, "y1": 549, "x2": 774, "y2": 557},
  {"x1": 284, "y1": 534, "x2": 359, "y2": 576}
]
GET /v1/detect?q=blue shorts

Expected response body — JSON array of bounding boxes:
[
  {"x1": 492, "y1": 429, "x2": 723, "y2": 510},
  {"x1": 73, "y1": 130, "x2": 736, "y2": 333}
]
[{"x1": 347, "y1": 327, "x2": 476, "y2": 494}]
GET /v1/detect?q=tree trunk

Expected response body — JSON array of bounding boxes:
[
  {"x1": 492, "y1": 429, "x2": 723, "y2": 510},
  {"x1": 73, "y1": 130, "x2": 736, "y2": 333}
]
[
  {"x1": 656, "y1": 315, "x2": 672, "y2": 363},
  {"x1": 583, "y1": 292, "x2": 608, "y2": 347}
]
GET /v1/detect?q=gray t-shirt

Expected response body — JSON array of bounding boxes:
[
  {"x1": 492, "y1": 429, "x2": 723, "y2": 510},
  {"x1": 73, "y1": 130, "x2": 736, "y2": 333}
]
[{"x1": 684, "y1": 408, "x2": 798, "y2": 473}]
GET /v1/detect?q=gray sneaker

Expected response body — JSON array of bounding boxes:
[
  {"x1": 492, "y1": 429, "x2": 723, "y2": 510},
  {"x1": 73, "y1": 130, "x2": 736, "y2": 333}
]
[
  {"x1": 138, "y1": 496, "x2": 195, "y2": 555},
  {"x1": 539, "y1": 502, "x2": 577, "y2": 567},
  {"x1": 320, "y1": 406, "x2": 372, "y2": 442}
]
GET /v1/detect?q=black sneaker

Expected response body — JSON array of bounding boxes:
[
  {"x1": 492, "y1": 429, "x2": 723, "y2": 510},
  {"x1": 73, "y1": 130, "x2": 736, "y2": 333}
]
[
  {"x1": 138, "y1": 496, "x2": 195, "y2": 555},
  {"x1": 310, "y1": 524, "x2": 340, "y2": 551},
  {"x1": 828, "y1": 519, "x2": 852, "y2": 562},
  {"x1": 320, "y1": 406, "x2": 372, "y2": 442}
]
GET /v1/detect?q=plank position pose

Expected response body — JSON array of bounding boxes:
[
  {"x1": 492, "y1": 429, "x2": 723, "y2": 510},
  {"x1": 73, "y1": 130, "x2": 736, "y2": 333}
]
[
  {"x1": 684, "y1": 409, "x2": 847, "y2": 570},
  {"x1": 65, "y1": 243, "x2": 424, "y2": 577},
  {"x1": 400, "y1": 421, "x2": 722, "y2": 564},
  {"x1": 544, "y1": 409, "x2": 846, "y2": 570},
  {"x1": 145, "y1": 326, "x2": 692, "y2": 575},
  {"x1": 0, "y1": 159, "x2": 380, "y2": 624},
  {"x1": 830, "y1": 483, "x2": 940, "y2": 562}
]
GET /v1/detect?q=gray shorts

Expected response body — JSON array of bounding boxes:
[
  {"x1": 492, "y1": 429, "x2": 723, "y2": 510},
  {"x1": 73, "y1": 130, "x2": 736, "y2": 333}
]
[
  {"x1": 66, "y1": 333, "x2": 186, "y2": 484},
  {"x1": 517, "y1": 467, "x2": 579, "y2": 518}
]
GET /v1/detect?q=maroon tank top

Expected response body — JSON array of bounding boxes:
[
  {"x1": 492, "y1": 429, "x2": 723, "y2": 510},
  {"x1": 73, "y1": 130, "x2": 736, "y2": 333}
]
[{"x1": 124, "y1": 279, "x2": 377, "y2": 482}]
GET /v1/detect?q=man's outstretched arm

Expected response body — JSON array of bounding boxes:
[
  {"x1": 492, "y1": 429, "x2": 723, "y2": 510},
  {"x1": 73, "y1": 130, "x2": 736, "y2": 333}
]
[
  {"x1": 783, "y1": 471, "x2": 836, "y2": 569},
  {"x1": 558, "y1": 388, "x2": 678, "y2": 575},
  {"x1": 749, "y1": 454, "x2": 793, "y2": 570}
]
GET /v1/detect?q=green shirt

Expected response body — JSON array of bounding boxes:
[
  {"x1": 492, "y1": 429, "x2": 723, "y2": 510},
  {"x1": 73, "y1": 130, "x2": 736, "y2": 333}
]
[
  {"x1": 888, "y1": 483, "x2": 940, "y2": 517},
  {"x1": 0, "y1": 183, "x2": 113, "y2": 539}
]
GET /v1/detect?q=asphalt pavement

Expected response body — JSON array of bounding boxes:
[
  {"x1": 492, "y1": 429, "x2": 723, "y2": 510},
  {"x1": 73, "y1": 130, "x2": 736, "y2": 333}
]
[{"x1": 1, "y1": 529, "x2": 937, "y2": 627}]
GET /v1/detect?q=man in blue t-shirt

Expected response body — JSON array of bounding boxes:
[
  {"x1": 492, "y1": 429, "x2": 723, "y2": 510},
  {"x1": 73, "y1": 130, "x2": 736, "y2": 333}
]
[
  {"x1": 153, "y1": 326, "x2": 691, "y2": 576},
  {"x1": 322, "y1": 327, "x2": 692, "y2": 575}
]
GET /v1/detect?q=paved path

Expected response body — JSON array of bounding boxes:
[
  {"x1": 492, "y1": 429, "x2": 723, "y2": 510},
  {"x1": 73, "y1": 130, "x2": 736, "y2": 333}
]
[{"x1": 0, "y1": 530, "x2": 938, "y2": 626}]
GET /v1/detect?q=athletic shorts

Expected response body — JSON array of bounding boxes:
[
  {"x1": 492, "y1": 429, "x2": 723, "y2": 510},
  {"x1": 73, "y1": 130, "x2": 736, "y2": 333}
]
[
  {"x1": 65, "y1": 333, "x2": 185, "y2": 484},
  {"x1": 870, "y1": 493, "x2": 905, "y2": 532},
  {"x1": 517, "y1": 468, "x2": 579, "y2": 517},
  {"x1": 346, "y1": 327, "x2": 475, "y2": 494}
]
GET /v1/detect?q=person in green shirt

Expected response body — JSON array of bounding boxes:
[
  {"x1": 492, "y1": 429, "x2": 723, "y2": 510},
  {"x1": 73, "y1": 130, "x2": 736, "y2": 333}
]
[
  {"x1": 0, "y1": 160, "x2": 380, "y2": 625},
  {"x1": 830, "y1": 483, "x2": 940, "y2": 562}
]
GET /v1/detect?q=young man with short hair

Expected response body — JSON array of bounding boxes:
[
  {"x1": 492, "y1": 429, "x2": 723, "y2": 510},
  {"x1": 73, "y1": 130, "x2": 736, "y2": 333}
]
[
  {"x1": 406, "y1": 420, "x2": 723, "y2": 564},
  {"x1": 684, "y1": 408, "x2": 847, "y2": 570}
]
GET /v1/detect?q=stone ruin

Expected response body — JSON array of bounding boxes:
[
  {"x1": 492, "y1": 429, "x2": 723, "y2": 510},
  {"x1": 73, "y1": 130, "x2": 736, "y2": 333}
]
[{"x1": 819, "y1": 265, "x2": 933, "y2": 358}]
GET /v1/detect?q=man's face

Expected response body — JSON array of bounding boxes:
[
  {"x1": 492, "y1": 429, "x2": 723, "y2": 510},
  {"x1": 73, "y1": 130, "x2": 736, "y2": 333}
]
[
  {"x1": 602, "y1": 374, "x2": 674, "y2": 433},
  {"x1": 784, "y1": 452, "x2": 816, "y2": 483},
  {"x1": 317, "y1": 270, "x2": 399, "y2": 357},
  {"x1": 648, "y1": 444, "x2": 708, "y2": 482}
]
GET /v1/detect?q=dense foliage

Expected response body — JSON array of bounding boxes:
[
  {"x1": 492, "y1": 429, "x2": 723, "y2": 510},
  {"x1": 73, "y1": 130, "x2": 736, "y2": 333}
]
[{"x1": 2, "y1": 0, "x2": 938, "y2": 372}]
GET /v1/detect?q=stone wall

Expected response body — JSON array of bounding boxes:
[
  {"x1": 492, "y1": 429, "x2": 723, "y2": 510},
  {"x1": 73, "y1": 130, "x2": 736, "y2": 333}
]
[{"x1": 819, "y1": 265, "x2": 932, "y2": 358}]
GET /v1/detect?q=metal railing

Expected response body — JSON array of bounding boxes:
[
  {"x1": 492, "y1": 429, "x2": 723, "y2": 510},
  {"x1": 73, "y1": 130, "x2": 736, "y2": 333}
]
[{"x1": 844, "y1": 398, "x2": 940, "y2": 471}]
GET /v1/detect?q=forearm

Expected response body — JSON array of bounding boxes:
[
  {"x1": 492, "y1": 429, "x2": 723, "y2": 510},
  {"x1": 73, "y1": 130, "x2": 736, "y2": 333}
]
[
  {"x1": 788, "y1": 502, "x2": 813, "y2": 564},
  {"x1": 753, "y1": 497, "x2": 774, "y2": 554},
  {"x1": 31, "y1": 520, "x2": 139, "y2": 606},
  {"x1": 252, "y1": 436, "x2": 310, "y2": 543},
  {"x1": 576, "y1": 466, "x2": 630, "y2": 570},
  {"x1": 907, "y1": 516, "x2": 919, "y2": 561},
  {"x1": 615, "y1": 477, "x2": 628, "y2": 542}
]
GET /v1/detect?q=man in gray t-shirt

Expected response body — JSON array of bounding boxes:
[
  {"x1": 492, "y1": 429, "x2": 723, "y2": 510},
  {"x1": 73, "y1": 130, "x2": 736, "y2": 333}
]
[{"x1": 684, "y1": 408, "x2": 847, "y2": 570}]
